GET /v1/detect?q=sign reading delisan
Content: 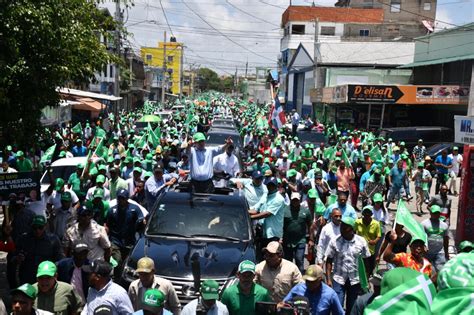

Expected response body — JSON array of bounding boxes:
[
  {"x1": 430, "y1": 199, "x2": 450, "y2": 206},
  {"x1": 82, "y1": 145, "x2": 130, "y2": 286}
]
[{"x1": 454, "y1": 115, "x2": 474, "y2": 144}]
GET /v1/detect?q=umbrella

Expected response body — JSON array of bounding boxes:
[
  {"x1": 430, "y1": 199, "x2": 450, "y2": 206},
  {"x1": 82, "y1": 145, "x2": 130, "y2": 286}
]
[{"x1": 138, "y1": 115, "x2": 161, "y2": 123}]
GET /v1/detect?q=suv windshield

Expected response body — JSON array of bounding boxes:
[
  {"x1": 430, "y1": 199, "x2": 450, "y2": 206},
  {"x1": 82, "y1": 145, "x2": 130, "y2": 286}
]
[
  {"x1": 41, "y1": 166, "x2": 78, "y2": 185},
  {"x1": 207, "y1": 132, "x2": 242, "y2": 148},
  {"x1": 147, "y1": 199, "x2": 250, "y2": 240}
]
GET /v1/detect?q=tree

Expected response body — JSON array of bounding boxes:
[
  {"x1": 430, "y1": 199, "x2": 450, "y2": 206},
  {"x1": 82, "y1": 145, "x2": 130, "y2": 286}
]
[
  {"x1": 196, "y1": 68, "x2": 221, "y2": 91},
  {"x1": 0, "y1": 0, "x2": 120, "y2": 147}
]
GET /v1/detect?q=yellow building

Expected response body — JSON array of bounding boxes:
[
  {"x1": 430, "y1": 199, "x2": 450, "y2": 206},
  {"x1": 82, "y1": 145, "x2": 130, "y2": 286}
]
[{"x1": 141, "y1": 41, "x2": 183, "y2": 95}]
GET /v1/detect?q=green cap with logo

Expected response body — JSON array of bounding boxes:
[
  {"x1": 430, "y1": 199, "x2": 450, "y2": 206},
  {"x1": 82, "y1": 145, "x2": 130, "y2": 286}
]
[
  {"x1": 37, "y1": 261, "x2": 57, "y2": 278},
  {"x1": 32, "y1": 215, "x2": 47, "y2": 227},
  {"x1": 143, "y1": 288, "x2": 165, "y2": 309},
  {"x1": 238, "y1": 260, "x2": 256, "y2": 274},
  {"x1": 61, "y1": 191, "x2": 72, "y2": 202},
  {"x1": 200, "y1": 279, "x2": 219, "y2": 300},
  {"x1": 11, "y1": 283, "x2": 37, "y2": 300}
]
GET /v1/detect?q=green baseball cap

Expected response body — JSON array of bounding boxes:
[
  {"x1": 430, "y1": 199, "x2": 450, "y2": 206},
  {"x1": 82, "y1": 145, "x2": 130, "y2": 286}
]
[
  {"x1": 193, "y1": 132, "x2": 206, "y2": 142},
  {"x1": 200, "y1": 279, "x2": 219, "y2": 300},
  {"x1": 133, "y1": 167, "x2": 143, "y2": 173},
  {"x1": 96, "y1": 174, "x2": 106, "y2": 184},
  {"x1": 37, "y1": 261, "x2": 57, "y2": 278},
  {"x1": 362, "y1": 205, "x2": 374, "y2": 214},
  {"x1": 61, "y1": 191, "x2": 72, "y2": 202},
  {"x1": 430, "y1": 205, "x2": 441, "y2": 213},
  {"x1": 54, "y1": 178, "x2": 65, "y2": 190},
  {"x1": 287, "y1": 169, "x2": 297, "y2": 177},
  {"x1": 58, "y1": 151, "x2": 67, "y2": 158},
  {"x1": 16, "y1": 150, "x2": 24, "y2": 157},
  {"x1": 438, "y1": 253, "x2": 474, "y2": 290},
  {"x1": 93, "y1": 188, "x2": 104, "y2": 199},
  {"x1": 144, "y1": 171, "x2": 153, "y2": 178},
  {"x1": 32, "y1": 215, "x2": 47, "y2": 227},
  {"x1": 238, "y1": 260, "x2": 256, "y2": 274},
  {"x1": 98, "y1": 165, "x2": 107, "y2": 171},
  {"x1": 143, "y1": 289, "x2": 166, "y2": 309},
  {"x1": 308, "y1": 189, "x2": 318, "y2": 199},
  {"x1": 372, "y1": 193, "x2": 383, "y2": 203},
  {"x1": 11, "y1": 283, "x2": 37, "y2": 300},
  {"x1": 107, "y1": 156, "x2": 114, "y2": 163},
  {"x1": 417, "y1": 162, "x2": 425, "y2": 168},
  {"x1": 381, "y1": 268, "x2": 421, "y2": 295},
  {"x1": 459, "y1": 241, "x2": 474, "y2": 252},
  {"x1": 341, "y1": 216, "x2": 356, "y2": 228}
]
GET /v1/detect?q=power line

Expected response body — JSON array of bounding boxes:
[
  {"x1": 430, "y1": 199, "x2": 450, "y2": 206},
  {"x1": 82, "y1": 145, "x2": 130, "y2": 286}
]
[
  {"x1": 224, "y1": 0, "x2": 280, "y2": 27},
  {"x1": 159, "y1": 0, "x2": 175, "y2": 37},
  {"x1": 180, "y1": 0, "x2": 277, "y2": 62}
]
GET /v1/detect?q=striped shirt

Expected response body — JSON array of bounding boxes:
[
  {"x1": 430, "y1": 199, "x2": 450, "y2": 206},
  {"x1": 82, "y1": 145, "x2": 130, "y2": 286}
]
[{"x1": 325, "y1": 234, "x2": 370, "y2": 286}]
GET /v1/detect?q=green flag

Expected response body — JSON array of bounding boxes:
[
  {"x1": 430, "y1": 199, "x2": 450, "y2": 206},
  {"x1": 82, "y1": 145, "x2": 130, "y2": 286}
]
[
  {"x1": 93, "y1": 138, "x2": 107, "y2": 159},
  {"x1": 395, "y1": 200, "x2": 427, "y2": 244},
  {"x1": 323, "y1": 147, "x2": 336, "y2": 160},
  {"x1": 134, "y1": 133, "x2": 147, "y2": 149},
  {"x1": 40, "y1": 144, "x2": 56, "y2": 163},
  {"x1": 341, "y1": 149, "x2": 352, "y2": 167},
  {"x1": 314, "y1": 198, "x2": 326, "y2": 216},
  {"x1": 358, "y1": 255, "x2": 369, "y2": 293},
  {"x1": 326, "y1": 194, "x2": 337, "y2": 207},
  {"x1": 71, "y1": 123, "x2": 82, "y2": 134},
  {"x1": 153, "y1": 126, "x2": 161, "y2": 139},
  {"x1": 369, "y1": 146, "x2": 382, "y2": 162},
  {"x1": 95, "y1": 127, "x2": 106, "y2": 138},
  {"x1": 146, "y1": 123, "x2": 159, "y2": 148},
  {"x1": 364, "y1": 273, "x2": 436, "y2": 314}
]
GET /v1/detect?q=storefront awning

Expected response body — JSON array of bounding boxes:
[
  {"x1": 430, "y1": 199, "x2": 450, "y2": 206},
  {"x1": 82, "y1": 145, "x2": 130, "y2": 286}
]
[
  {"x1": 399, "y1": 53, "x2": 474, "y2": 68},
  {"x1": 58, "y1": 87, "x2": 122, "y2": 101},
  {"x1": 72, "y1": 98, "x2": 105, "y2": 112}
]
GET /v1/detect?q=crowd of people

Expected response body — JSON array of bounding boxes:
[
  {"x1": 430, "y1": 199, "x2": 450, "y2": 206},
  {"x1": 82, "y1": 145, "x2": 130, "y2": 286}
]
[{"x1": 0, "y1": 92, "x2": 472, "y2": 315}]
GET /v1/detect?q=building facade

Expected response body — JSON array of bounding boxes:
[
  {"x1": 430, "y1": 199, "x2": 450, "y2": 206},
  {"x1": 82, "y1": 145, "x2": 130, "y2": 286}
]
[{"x1": 141, "y1": 40, "x2": 184, "y2": 96}]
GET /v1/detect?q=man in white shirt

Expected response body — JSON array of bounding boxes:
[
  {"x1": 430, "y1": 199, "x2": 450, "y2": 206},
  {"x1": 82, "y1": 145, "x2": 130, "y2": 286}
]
[
  {"x1": 316, "y1": 208, "x2": 341, "y2": 266},
  {"x1": 291, "y1": 110, "x2": 300, "y2": 136},
  {"x1": 213, "y1": 144, "x2": 240, "y2": 177},
  {"x1": 0, "y1": 160, "x2": 17, "y2": 173},
  {"x1": 448, "y1": 146, "x2": 463, "y2": 196},
  {"x1": 275, "y1": 153, "x2": 291, "y2": 172},
  {"x1": 47, "y1": 178, "x2": 79, "y2": 211}
]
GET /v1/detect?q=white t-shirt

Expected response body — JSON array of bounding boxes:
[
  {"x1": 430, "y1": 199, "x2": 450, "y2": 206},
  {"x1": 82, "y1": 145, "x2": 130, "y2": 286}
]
[
  {"x1": 47, "y1": 189, "x2": 79, "y2": 209},
  {"x1": 448, "y1": 153, "x2": 463, "y2": 174}
]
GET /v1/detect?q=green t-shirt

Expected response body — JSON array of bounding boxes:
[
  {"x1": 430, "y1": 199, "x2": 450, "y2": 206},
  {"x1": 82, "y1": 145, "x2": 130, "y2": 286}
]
[
  {"x1": 16, "y1": 158, "x2": 33, "y2": 172},
  {"x1": 221, "y1": 283, "x2": 271, "y2": 315},
  {"x1": 283, "y1": 207, "x2": 312, "y2": 247},
  {"x1": 85, "y1": 199, "x2": 110, "y2": 225},
  {"x1": 68, "y1": 172, "x2": 84, "y2": 197},
  {"x1": 34, "y1": 281, "x2": 83, "y2": 315}
]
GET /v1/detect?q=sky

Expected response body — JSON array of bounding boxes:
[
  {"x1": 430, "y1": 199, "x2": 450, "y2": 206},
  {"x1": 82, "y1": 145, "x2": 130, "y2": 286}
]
[{"x1": 102, "y1": 0, "x2": 474, "y2": 75}]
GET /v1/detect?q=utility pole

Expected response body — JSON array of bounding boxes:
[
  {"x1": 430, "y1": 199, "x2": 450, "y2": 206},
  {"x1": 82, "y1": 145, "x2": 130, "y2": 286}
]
[
  {"x1": 114, "y1": 0, "x2": 122, "y2": 114},
  {"x1": 245, "y1": 57, "x2": 248, "y2": 78},
  {"x1": 161, "y1": 31, "x2": 167, "y2": 105}
]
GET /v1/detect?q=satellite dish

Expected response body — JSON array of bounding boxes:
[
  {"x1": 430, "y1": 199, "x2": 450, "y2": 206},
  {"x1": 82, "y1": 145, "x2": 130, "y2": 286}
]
[{"x1": 422, "y1": 20, "x2": 434, "y2": 32}]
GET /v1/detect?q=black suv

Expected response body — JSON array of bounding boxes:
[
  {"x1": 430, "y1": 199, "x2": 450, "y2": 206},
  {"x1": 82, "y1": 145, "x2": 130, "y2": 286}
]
[{"x1": 121, "y1": 190, "x2": 256, "y2": 305}]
